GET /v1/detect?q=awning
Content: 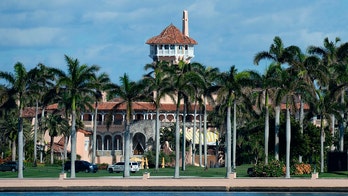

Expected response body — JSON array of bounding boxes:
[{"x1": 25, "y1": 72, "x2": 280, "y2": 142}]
[{"x1": 182, "y1": 128, "x2": 219, "y2": 146}]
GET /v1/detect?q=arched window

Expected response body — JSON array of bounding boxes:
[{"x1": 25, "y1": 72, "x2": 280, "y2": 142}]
[
  {"x1": 104, "y1": 135, "x2": 112, "y2": 150},
  {"x1": 82, "y1": 113, "x2": 92, "y2": 121},
  {"x1": 96, "y1": 135, "x2": 102, "y2": 150},
  {"x1": 114, "y1": 114, "x2": 123, "y2": 125},
  {"x1": 114, "y1": 135, "x2": 123, "y2": 150}
]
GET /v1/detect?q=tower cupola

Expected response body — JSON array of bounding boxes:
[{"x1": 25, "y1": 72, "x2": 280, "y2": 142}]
[{"x1": 146, "y1": 10, "x2": 197, "y2": 64}]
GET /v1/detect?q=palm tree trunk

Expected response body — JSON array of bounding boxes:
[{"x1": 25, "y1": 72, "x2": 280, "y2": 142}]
[
  {"x1": 11, "y1": 140, "x2": 16, "y2": 161},
  {"x1": 340, "y1": 90, "x2": 345, "y2": 152},
  {"x1": 199, "y1": 108, "x2": 202, "y2": 167},
  {"x1": 192, "y1": 100, "x2": 197, "y2": 165},
  {"x1": 232, "y1": 100, "x2": 237, "y2": 171},
  {"x1": 203, "y1": 97, "x2": 208, "y2": 168},
  {"x1": 330, "y1": 114, "x2": 335, "y2": 151},
  {"x1": 226, "y1": 105, "x2": 232, "y2": 176},
  {"x1": 275, "y1": 105, "x2": 280, "y2": 161},
  {"x1": 123, "y1": 103, "x2": 131, "y2": 178},
  {"x1": 33, "y1": 100, "x2": 39, "y2": 167},
  {"x1": 92, "y1": 101, "x2": 98, "y2": 164},
  {"x1": 70, "y1": 109, "x2": 77, "y2": 178},
  {"x1": 123, "y1": 124, "x2": 130, "y2": 177},
  {"x1": 174, "y1": 107, "x2": 180, "y2": 178},
  {"x1": 320, "y1": 117, "x2": 324, "y2": 173},
  {"x1": 285, "y1": 104, "x2": 291, "y2": 179},
  {"x1": 264, "y1": 93, "x2": 269, "y2": 165},
  {"x1": 299, "y1": 95, "x2": 304, "y2": 163},
  {"x1": 182, "y1": 102, "x2": 187, "y2": 171},
  {"x1": 64, "y1": 135, "x2": 69, "y2": 160},
  {"x1": 18, "y1": 108, "x2": 24, "y2": 179},
  {"x1": 50, "y1": 136, "x2": 54, "y2": 164},
  {"x1": 155, "y1": 107, "x2": 160, "y2": 171}
]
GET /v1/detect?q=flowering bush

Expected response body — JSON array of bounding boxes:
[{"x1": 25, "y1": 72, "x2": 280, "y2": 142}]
[
  {"x1": 294, "y1": 163, "x2": 311, "y2": 175},
  {"x1": 253, "y1": 159, "x2": 284, "y2": 177}
]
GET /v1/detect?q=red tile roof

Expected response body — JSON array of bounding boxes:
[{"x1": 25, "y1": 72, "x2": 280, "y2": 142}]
[{"x1": 146, "y1": 24, "x2": 197, "y2": 45}]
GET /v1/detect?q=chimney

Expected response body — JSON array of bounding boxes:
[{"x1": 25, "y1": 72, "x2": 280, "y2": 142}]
[{"x1": 182, "y1": 10, "x2": 189, "y2": 37}]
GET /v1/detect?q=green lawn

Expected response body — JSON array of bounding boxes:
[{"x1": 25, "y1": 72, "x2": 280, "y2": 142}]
[{"x1": 0, "y1": 164, "x2": 346, "y2": 178}]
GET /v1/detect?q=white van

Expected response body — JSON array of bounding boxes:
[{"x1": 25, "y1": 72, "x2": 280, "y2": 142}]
[{"x1": 107, "y1": 162, "x2": 140, "y2": 173}]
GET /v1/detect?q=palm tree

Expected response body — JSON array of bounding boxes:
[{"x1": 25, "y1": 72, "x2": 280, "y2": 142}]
[
  {"x1": 254, "y1": 36, "x2": 301, "y2": 161},
  {"x1": 91, "y1": 72, "x2": 112, "y2": 165},
  {"x1": 43, "y1": 111, "x2": 69, "y2": 164},
  {"x1": 27, "y1": 63, "x2": 54, "y2": 166},
  {"x1": 0, "y1": 62, "x2": 33, "y2": 178},
  {"x1": 216, "y1": 66, "x2": 252, "y2": 176},
  {"x1": 194, "y1": 63, "x2": 219, "y2": 167},
  {"x1": 308, "y1": 37, "x2": 348, "y2": 152},
  {"x1": 109, "y1": 73, "x2": 145, "y2": 178},
  {"x1": 310, "y1": 87, "x2": 341, "y2": 172},
  {"x1": 144, "y1": 61, "x2": 172, "y2": 171},
  {"x1": 165, "y1": 61, "x2": 201, "y2": 178},
  {"x1": 249, "y1": 64, "x2": 282, "y2": 165},
  {"x1": 274, "y1": 67, "x2": 309, "y2": 178},
  {"x1": 54, "y1": 55, "x2": 99, "y2": 178}
]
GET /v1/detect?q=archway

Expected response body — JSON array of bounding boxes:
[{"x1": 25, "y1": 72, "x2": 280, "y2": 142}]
[{"x1": 132, "y1": 132, "x2": 146, "y2": 155}]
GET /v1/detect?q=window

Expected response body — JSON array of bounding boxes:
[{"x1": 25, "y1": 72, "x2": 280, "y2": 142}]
[
  {"x1": 164, "y1": 45, "x2": 169, "y2": 49},
  {"x1": 170, "y1": 45, "x2": 175, "y2": 49}
]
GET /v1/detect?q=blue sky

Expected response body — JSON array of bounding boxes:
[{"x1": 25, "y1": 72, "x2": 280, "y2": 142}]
[{"x1": 1, "y1": 0, "x2": 347, "y2": 83}]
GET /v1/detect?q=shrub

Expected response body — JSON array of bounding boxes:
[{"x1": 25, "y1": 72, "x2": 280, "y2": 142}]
[
  {"x1": 253, "y1": 159, "x2": 285, "y2": 177},
  {"x1": 293, "y1": 163, "x2": 311, "y2": 175},
  {"x1": 98, "y1": 163, "x2": 109, "y2": 170}
]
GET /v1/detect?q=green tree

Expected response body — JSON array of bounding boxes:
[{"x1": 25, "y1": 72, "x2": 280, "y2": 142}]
[
  {"x1": 254, "y1": 36, "x2": 301, "y2": 161},
  {"x1": 91, "y1": 72, "x2": 112, "y2": 164},
  {"x1": 109, "y1": 73, "x2": 146, "y2": 178},
  {"x1": 249, "y1": 64, "x2": 282, "y2": 165},
  {"x1": 216, "y1": 66, "x2": 252, "y2": 176},
  {"x1": 54, "y1": 55, "x2": 99, "y2": 178},
  {"x1": 308, "y1": 37, "x2": 348, "y2": 152},
  {"x1": 0, "y1": 62, "x2": 34, "y2": 178},
  {"x1": 27, "y1": 63, "x2": 54, "y2": 166},
  {"x1": 43, "y1": 111, "x2": 69, "y2": 164},
  {"x1": 144, "y1": 61, "x2": 173, "y2": 171}
]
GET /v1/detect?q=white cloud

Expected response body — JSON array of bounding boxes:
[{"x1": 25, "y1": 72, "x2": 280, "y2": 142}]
[
  {"x1": 82, "y1": 11, "x2": 119, "y2": 24},
  {"x1": 0, "y1": 27, "x2": 64, "y2": 47}
]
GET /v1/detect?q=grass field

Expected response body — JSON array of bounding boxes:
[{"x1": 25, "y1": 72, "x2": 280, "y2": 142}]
[{"x1": 0, "y1": 164, "x2": 347, "y2": 178}]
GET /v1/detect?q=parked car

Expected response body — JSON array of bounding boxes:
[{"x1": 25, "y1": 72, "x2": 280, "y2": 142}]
[
  {"x1": 0, "y1": 161, "x2": 23, "y2": 172},
  {"x1": 64, "y1": 160, "x2": 98, "y2": 173},
  {"x1": 108, "y1": 162, "x2": 140, "y2": 173}
]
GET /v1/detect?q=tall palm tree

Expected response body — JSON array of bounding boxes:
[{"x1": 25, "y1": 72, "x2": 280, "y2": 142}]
[
  {"x1": 109, "y1": 73, "x2": 145, "y2": 178},
  {"x1": 54, "y1": 55, "x2": 99, "y2": 178},
  {"x1": 165, "y1": 61, "x2": 200, "y2": 178},
  {"x1": 91, "y1": 72, "x2": 112, "y2": 165},
  {"x1": 274, "y1": 67, "x2": 309, "y2": 178},
  {"x1": 194, "y1": 64, "x2": 219, "y2": 167},
  {"x1": 216, "y1": 66, "x2": 252, "y2": 176},
  {"x1": 0, "y1": 62, "x2": 33, "y2": 178},
  {"x1": 144, "y1": 61, "x2": 172, "y2": 171},
  {"x1": 310, "y1": 87, "x2": 341, "y2": 172},
  {"x1": 249, "y1": 64, "x2": 282, "y2": 165},
  {"x1": 308, "y1": 37, "x2": 348, "y2": 152},
  {"x1": 27, "y1": 63, "x2": 54, "y2": 166},
  {"x1": 254, "y1": 36, "x2": 301, "y2": 161}
]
